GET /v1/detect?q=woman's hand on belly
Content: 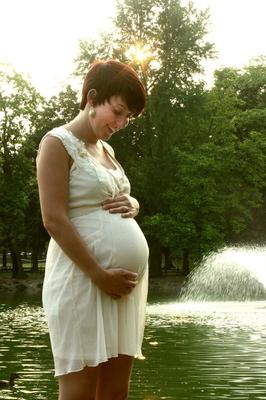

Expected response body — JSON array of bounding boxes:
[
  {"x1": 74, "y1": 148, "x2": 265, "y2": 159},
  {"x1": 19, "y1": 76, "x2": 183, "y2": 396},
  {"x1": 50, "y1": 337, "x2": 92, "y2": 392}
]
[
  {"x1": 91, "y1": 267, "x2": 138, "y2": 299},
  {"x1": 102, "y1": 193, "x2": 139, "y2": 218}
]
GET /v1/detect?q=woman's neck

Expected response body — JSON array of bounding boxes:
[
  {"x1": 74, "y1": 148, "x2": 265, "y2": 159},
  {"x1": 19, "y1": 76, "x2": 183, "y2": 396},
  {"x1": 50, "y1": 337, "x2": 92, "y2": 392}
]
[{"x1": 64, "y1": 111, "x2": 98, "y2": 146}]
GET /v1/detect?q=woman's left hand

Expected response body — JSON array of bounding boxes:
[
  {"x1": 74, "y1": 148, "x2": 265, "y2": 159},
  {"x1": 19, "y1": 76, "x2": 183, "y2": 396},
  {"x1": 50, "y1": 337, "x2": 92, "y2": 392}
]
[{"x1": 102, "y1": 193, "x2": 139, "y2": 218}]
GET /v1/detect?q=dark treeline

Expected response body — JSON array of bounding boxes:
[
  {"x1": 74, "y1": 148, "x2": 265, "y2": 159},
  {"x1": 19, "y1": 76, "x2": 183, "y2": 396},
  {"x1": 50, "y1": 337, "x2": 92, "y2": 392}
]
[{"x1": 1, "y1": 0, "x2": 266, "y2": 278}]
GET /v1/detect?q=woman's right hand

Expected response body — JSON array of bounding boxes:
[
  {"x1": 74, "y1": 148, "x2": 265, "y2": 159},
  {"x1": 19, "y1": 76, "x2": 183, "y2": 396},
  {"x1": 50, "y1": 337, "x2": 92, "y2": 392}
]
[{"x1": 91, "y1": 268, "x2": 138, "y2": 299}]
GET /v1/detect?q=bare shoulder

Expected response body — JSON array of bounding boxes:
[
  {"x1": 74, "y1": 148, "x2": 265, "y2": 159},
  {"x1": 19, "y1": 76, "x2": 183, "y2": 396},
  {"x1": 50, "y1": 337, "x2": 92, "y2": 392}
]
[
  {"x1": 37, "y1": 134, "x2": 71, "y2": 219},
  {"x1": 37, "y1": 134, "x2": 70, "y2": 203},
  {"x1": 37, "y1": 134, "x2": 70, "y2": 168}
]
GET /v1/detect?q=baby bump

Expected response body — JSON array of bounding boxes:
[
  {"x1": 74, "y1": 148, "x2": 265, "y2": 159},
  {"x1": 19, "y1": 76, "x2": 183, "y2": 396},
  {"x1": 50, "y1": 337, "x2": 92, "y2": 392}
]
[
  {"x1": 103, "y1": 213, "x2": 149, "y2": 278},
  {"x1": 74, "y1": 211, "x2": 149, "y2": 279}
]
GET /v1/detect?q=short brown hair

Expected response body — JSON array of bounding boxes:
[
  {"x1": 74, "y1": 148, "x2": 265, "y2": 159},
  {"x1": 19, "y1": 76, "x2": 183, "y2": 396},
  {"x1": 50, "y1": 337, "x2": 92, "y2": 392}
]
[{"x1": 80, "y1": 60, "x2": 146, "y2": 117}]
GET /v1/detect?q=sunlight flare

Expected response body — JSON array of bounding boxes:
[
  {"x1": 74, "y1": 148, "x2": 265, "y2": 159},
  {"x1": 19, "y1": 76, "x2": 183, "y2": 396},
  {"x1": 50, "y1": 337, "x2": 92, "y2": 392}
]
[{"x1": 125, "y1": 44, "x2": 154, "y2": 65}]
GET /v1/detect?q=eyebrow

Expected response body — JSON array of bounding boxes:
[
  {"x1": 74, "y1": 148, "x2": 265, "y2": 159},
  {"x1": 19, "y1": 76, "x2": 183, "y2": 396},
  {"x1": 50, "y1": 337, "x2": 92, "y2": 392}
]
[
  {"x1": 117, "y1": 103, "x2": 127, "y2": 110},
  {"x1": 116, "y1": 103, "x2": 133, "y2": 116}
]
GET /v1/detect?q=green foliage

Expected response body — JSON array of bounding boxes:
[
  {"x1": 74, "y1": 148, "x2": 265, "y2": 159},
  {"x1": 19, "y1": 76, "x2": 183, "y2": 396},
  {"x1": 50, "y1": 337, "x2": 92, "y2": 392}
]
[
  {"x1": 1, "y1": 1, "x2": 266, "y2": 278},
  {"x1": 22, "y1": 85, "x2": 79, "y2": 271},
  {"x1": 0, "y1": 66, "x2": 79, "y2": 276},
  {"x1": 0, "y1": 64, "x2": 45, "y2": 276},
  {"x1": 0, "y1": 65, "x2": 43, "y2": 237},
  {"x1": 72, "y1": 0, "x2": 266, "y2": 274},
  {"x1": 109, "y1": 0, "x2": 216, "y2": 272}
]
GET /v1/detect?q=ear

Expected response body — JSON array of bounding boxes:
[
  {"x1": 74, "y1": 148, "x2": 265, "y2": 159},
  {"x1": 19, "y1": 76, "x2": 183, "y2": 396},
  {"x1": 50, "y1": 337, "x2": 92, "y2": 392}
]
[{"x1": 87, "y1": 89, "x2": 97, "y2": 105}]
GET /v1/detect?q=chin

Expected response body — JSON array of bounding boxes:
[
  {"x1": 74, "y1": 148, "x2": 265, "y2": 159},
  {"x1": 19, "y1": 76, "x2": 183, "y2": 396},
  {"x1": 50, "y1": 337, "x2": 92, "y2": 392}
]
[{"x1": 102, "y1": 132, "x2": 112, "y2": 141}]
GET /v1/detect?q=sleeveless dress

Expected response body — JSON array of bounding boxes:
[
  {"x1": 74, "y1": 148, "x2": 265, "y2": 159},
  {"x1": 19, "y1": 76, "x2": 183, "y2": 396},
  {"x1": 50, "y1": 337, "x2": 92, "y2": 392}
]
[{"x1": 39, "y1": 127, "x2": 149, "y2": 377}]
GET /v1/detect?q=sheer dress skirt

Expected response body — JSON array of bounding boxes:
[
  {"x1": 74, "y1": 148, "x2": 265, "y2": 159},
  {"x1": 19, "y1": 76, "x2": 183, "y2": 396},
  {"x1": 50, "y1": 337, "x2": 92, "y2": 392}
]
[{"x1": 42, "y1": 209, "x2": 149, "y2": 376}]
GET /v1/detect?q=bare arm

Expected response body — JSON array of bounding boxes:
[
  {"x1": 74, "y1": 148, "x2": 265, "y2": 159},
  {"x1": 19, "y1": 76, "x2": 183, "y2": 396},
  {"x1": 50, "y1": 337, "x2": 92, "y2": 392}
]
[{"x1": 37, "y1": 136, "x2": 137, "y2": 298}]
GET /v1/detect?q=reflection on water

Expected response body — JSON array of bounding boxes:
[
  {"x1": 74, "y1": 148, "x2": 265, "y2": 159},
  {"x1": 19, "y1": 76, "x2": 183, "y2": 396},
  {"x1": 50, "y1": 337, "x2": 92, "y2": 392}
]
[
  {"x1": 148, "y1": 300, "x2": 266, "y2": 330},
  {"x1": 137, "y1": 301, "x2": 266, "y2": 400},
  {"x1": 1, "y1": 295, "x2": 266, "y2": 399},
  {"x1": 0, "y1": 296, "x2": 55, "y2": 400}
]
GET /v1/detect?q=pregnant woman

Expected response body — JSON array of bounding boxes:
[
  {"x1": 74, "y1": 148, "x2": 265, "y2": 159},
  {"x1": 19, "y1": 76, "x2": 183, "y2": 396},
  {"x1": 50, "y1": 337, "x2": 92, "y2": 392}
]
[{"x1": 37, "y1": 60, "x2": 148, "y2": 400}]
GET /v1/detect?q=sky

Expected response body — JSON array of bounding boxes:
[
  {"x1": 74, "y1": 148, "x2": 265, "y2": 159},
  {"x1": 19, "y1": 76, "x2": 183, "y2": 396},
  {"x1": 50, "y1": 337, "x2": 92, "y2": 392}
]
[{"x1": 0, "y1": 0, "x2": 265, "y2": 97}]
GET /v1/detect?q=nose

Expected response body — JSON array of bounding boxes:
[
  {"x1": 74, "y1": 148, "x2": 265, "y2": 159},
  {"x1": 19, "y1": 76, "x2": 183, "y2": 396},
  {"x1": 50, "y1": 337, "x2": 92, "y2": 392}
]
[
  {"x1": 115, "y1": 115, "x2": 129, "y2": 129},
  {"x1": 116, "y1": 115, "x2": 129, "y2": 129}
]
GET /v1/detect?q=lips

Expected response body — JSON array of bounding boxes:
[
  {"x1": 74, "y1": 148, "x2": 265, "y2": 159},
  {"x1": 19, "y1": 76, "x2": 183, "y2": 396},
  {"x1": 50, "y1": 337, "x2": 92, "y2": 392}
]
[{"x1": 107, "y1": 125, "x2": 115, "y2": 134}]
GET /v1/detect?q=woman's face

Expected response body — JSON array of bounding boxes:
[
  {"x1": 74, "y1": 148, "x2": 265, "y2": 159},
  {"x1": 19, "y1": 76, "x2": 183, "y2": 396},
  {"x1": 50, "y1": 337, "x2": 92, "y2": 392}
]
[{"x1": 89, "y1": 95, "x2": 133, "y2": 141}]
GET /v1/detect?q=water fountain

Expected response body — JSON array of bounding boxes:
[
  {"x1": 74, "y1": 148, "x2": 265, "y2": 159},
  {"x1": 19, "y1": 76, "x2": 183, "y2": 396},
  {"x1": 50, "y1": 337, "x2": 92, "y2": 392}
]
[
  {"x1": 180, "y1": 246, "x2": 266, "y2": 302},
  {"x1": 148, "y1": 246, "x2": 266, "y2": 327}
]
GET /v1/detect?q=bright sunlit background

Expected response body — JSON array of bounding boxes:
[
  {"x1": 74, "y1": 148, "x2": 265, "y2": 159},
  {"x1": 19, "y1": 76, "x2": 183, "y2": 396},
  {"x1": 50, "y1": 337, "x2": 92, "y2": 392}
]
[{"x1": 0, "y1": 0, "x2": 265, "y2": 97}]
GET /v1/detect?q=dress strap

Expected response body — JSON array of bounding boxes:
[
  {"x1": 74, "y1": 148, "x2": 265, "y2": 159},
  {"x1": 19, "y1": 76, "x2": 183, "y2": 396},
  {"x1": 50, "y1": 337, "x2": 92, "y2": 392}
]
[{"x1": 38, "y1": 127, "x2": 78, "y2": 162}]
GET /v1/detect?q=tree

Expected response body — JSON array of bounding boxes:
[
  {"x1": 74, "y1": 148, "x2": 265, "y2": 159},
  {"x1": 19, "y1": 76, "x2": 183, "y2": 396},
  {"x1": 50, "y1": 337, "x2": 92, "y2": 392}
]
[
  {"x1": 209, "y1": 60, "x2": 266, "y2": 244},
  {"x1": 22, "y1": 85, "x2": 80, "y2": 272},
  {"x1": 0, "y1": 64, "x2": 44, "y2": 277},
  {"x1": 115, "y1": 0, "x2": 214, "y2": 274},
  {"x1": 72, "y1": 1, "x2": 266, "y2": 276},
  {"x1": 73, "y1": 0, "x2": 215, "y2": 275}
]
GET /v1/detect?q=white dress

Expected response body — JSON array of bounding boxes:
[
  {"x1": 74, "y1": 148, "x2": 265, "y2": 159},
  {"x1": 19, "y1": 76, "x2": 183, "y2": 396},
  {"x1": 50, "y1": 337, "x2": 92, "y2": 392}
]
[{"x1": 40, "y1": 127, "x2": 149, "y2": 377}]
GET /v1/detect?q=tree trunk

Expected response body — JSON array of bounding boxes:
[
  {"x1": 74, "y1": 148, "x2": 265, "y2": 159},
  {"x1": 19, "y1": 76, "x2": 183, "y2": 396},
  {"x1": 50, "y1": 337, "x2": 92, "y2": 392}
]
[
  {"x1": 162, "y1": 247, "x2": 175, "y2": 272},
  {"x1": 10, "y1": 243, "x2": 26, "y2": 278},
  {"x1": 2, "y1": 249, "x2": 7, "y2": 271},
  {"x1": 148, "y1": 238, "x2": 163, "y2": 277},
  {"x1": 182, "y1": 248, "x2": 190, "y2": 276},
  {"x1": 31, "y1": 249, "x2": 39, "y2": 272}
]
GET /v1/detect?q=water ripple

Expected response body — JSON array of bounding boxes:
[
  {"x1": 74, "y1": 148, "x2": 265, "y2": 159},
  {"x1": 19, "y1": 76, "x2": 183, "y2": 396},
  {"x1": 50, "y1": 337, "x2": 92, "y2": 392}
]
[{"x1": 1, "y1": 297, "x2": 266, "y2": 399}]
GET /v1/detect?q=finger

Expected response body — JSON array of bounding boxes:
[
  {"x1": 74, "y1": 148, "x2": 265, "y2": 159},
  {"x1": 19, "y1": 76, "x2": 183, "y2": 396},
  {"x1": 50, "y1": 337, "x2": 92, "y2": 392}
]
[
  {"x1": 116, "y1": 193, "x2": 128, "y2": 201},
  {"x1": 127, "y1": 280, "x2": 138, "y2": 288},
  {"x1": 102, "y1": 198, "x2": 110, "y2": 204},
  {"x1": 124, "y1": 277, "x2": 137, "y2": 286},
  {"x1": 109, "y1": 206, "x2": 133, "y2": 214},
  {"x1": 108, "y1": 208, "x2": 124, "y2": 214},
  {"x1": 102, "y1": 203, "x2": 115, "y2": 210},
  {"x1": 103, "y1": 201, "x2": 131, "y2": 209},
  {"x1": 102, "y1": 195, "x2": 127, "y2": 205},
  {"x1": 102, "y1": 201, "x2": 116, "y2": 209},
  {"x1": 103, "y1": 201, "x2": 126, "y2": 210},
  {"x1": 113, "y1": 200, "x2": 131, "y2": 207},
  {"x1": 102, "y1": 198, "x2": 117, "y2": 206},
  {"x1": 115, "y1": 268, "x2": 137, "y2": 280},
  {"x1": 123, "y1": 271, "x2": 138, "y2": 280},
  {"x1": 121, "y1": 211, "x2": 134, "y2": 218}
]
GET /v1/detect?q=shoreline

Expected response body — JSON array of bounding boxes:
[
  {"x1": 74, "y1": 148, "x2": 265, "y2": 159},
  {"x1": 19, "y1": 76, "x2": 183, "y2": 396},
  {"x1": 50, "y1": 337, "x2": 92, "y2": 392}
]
[
  {"x1": 0, "y1": 276, "x2": 44, "y2": 294},
  {"x1": 0, "y1": 275, "x2": 186, "y2": 296}
]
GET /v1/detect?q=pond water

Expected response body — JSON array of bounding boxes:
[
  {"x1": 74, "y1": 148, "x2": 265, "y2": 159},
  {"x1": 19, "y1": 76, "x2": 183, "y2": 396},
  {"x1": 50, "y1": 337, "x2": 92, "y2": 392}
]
[{"x1": 1, "y1": 293, "x2": 266, "y2": 400}]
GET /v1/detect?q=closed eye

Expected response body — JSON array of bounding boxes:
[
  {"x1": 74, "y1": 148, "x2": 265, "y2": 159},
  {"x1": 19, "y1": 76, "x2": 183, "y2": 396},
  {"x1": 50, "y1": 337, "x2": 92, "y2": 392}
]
[
  {"x1": 113, "y1": 108, "x2": 132, "y2": 120},
  {"x1": 111, "y1": 105, "x2": 134, "y2": 125},
  {"x1": 113, "y1": 109, "x2": 123, "y2": 116}
]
